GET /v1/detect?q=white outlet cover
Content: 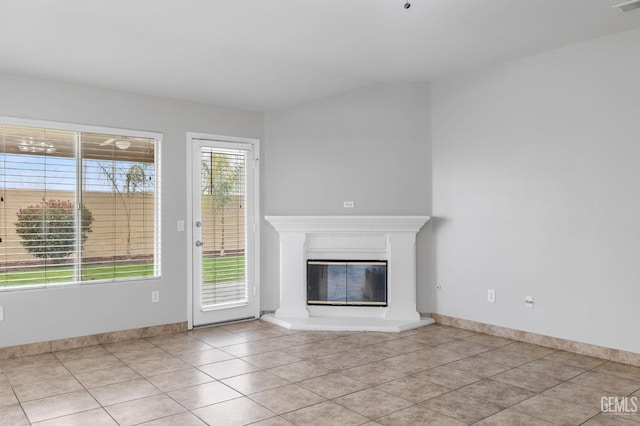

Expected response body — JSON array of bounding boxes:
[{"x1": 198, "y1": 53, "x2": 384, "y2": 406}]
[
  {"x1": 0, "y1": 305, "x2": 3, "y2": 321},
  {"x1": 343, "y1": 201, "x2": 355, "y2": 208},
  {"x1": 177, "y1": 220, "x2": 185, "y2": 232},
  {"x1": 152, "y1": 291, "x2": 160, "y2": 303},
  {"x1": 487, "y1": 289, "x2": 496, "y2": 303},
  {"x1": 525, "y1": 295, "x2": 534, "y2": 308}
]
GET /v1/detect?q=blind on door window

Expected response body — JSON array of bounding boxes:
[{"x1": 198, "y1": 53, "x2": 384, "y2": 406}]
[
  {"x1": 200, "y1": 148, "x2": 247, "y2": 307},
  {"x1": 0, "y1": 123, "x2": 160, "y2": 289}
]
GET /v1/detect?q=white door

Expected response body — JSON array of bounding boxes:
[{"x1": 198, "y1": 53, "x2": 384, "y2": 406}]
[{"x1": 192, "y1": 138, "x2": 258, "y2": 326}]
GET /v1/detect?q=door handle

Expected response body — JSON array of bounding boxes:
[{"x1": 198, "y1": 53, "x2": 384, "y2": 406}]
[{"x1": 195, "y1": 241, "x2": 203, "y2": 247}]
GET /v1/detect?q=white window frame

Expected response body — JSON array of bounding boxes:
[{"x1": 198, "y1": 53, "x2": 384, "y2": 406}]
[{"x1": 0, "y1": 116, "x2": 162, "y2": 290}]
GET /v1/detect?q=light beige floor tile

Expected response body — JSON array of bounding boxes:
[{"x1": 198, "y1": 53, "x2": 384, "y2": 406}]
[
  {"x1": 583, "y1": 413, "x2": 640, "y2": 425},
  {"x1": 298, "y1": 372, "x2": 368, "y2": 399},
  {"x1": 248, "y1": 416, "x2": 294, "y2": 426},
  {"x1": 89, "y1": 378, "x2": 161, "y2": 406},
  {"x1": 62, "y1": 354, "x2": 124, "y2": 374},
  {"x1": 31, "y1": 408, "x2": 118, "y2": 425},
  {"x1": 377, "y1": 351, "x2": 441, "y2": 374},
  {"x1": 433, "y1": 326, "x2": 477, "y2": 339},
  {"x1": 249, "y1": 384, "x2": 325, "y2": 415},
  {"x1": 511, "y1": 394, "x2": 600, "y2": 424},
  {"x1": 198, "y1": 358, "x2": 260, "y2": 380},
  {"x1": 138, "y1": 411, "x2": 207, "y2": 425},
  {"x1": 0, "y1": 380, "x2": 18, "y2": 407},
  {"x1": 334, "y1": 388, "x2": 412, "y2": 419},
  {"x1": 105, "y1": 394, "x2": 185, "y2": 426},
  {"x1": 377, "y1": 405, "x2": 466, "y2": 426},
  {"x1": 178, "y1": 348, "x2": 235, "y2": 366},
  {"x1": 419, "y1": 347, "x2": 467, "y2": 366},
  {"x1": 222, "y1": 371, "x2": 289, "y2": 394},
  {"x1": 475, "y1": 347, "x2": 540, "y2": 367},
  {"x1": 192, "y1": 396, "x2": 275, "y2": 425},
  {"x1": 437, "y1": 339, "x2": 494, "y2": 356},
  {"x1": 0, "y1": 403, "x2": 29, "y2": 426},
  {"x1": 500, "y1": 342, "x2": 556, "y2": 358},
  {"x1": 376, "y1": 376, "x2": 449, "y2": 403},
  {"x1": 474, "y1": 408, "x2": 554, "y2": 425},
  {"x1": 446, "y1": 355, "x2": 511, "y2": 378},
  {"x1": 283, "y1": 400, "x2": 368, "y2": 426},
  {"x1": 463, "y1": 334, "x2": 513, "y2": 348},
  {"x1": 198, "y1": 332, "x2": 249, "y2": 347},
  {"x1": 370, "y1": 338, "x2": 427, "y2": 355},
  {"x1": 542, "y1": 381, "x2": 611, "y2": 409},
  {"x1": 146, "y1": 367, "x2": 214, "y2": 392},
  {"x1": 407, "y1": 332, "x2": 457, "y2": 346},
  {"x1": 458, "y1": 379, "x2": 535, "y2": 407},
  {"x1": 267, "y1": 360, "x2": 329, "y2": 382},
  {"x1": 543, "y1": 350, "x2": 606, "y2": 369},
  {"x1": 518, "y1": 358, "x2": 586, "y2": 381},
  {"x1": 220, "y1": 341, "x2": 272, "y2": 357},
  {"x1": 12, "y1": 375, "x2": 83, "y2": 402},
  {"x1": 21, "y1": 390, "x2": 100, "y2": 423},
  {"x1": 53, "y1": 345, "x2": 110, "y2": 362},
  {"x1": 73, "y1": 364, "x2": 141, "y2": 389},
  {"x1": 571, "y1": 371, "x2": 640, "y2": 395},
  {"x1": 168, "y1": 381, "x2": 241, "y2": 410},
  {"x1": 594, "y1": 362, "x2": 640, "y2": 382},
  {"x1": 0, "y1": 353, "x2": 57, "y2": 370},
  {"x1": 5, "y1": 321, "x2": 640, "y2": 426},
  {"x1": 242, "y1": 350, "x2": 302, "y2": 369},
  {"x1": 151, "y1": 339, "x2": 212, "y2": 355},
  {"x1": 4, "y1": 363, "x2": 72, "y2": 386},
  {"x1": 413, "y1": 365, "x2": 480, "y2": 389},
  {"x1": 492, "y1": 367, "x2": 561, "y2": 393},
  {"x1": 304, "y1": 351, "x2": 370, "y2": 372},
  {"x1": 342, "y1": 363, "x2": 406, "y2": 386},
  {"x1": 127, "y1": 355, "x2": 191, "y2": 377},
  {"x1": 112, "y1": 347, "x2": 169, "y2": 364},
  {"x1": 102, "y1": 339, "x2": 157, "y2": 355},
  {"x1": 422, "y1": 391, "x2": 502, "y2": 424}
]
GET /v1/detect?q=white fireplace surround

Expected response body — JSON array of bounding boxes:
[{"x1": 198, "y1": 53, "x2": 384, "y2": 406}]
[{"x1": 262, "y1": 215, "x2": 434, "y2": 332}]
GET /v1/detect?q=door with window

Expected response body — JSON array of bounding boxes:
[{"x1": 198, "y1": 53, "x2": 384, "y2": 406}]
[{"x1": 192, "y1": 137, "x2": 258, "y2": 326}]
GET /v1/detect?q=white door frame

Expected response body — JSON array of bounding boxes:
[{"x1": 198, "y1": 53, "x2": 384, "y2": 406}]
[{"x1": 186, "y1": 132, "x2": 260, "y2": 329}]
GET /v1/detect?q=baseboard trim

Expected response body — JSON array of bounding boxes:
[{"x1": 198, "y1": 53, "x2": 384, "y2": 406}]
[
  {"x1": 0, "y1": 321, "x2": 188, "y2": 360},
  {"x1": 432, "y1": 314, "x2": 640, "y2": 367}
]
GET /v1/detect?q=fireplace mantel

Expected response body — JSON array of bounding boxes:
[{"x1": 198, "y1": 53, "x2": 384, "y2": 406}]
[{"x1": 263, "y1": 215, "x2": 434, "y2": 332}]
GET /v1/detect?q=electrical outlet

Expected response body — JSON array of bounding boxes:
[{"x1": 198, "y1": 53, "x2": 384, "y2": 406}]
[
  {"x1": 487, "y1": 289, "x2": 496, "y2": 303},
  {"x1": 0, "y1": 305, "x2": 4, "y2": 321},
  {"x1": 525, "y1": 295, "x2": 534, "y2": 309},
  {"x1": 343, "y1": 201, "x2": 355, "y2": 208},
  {"x1": 152, "y1": 291, "x2": 160, "y2": 303},
  {"x1": 177, "y1": 220, "x2": 185, "y2": 232}
]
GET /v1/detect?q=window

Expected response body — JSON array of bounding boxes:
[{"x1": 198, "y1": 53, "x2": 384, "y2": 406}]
[{"x1": 0, "y1": 119, "x2": 161, "y2": 289}]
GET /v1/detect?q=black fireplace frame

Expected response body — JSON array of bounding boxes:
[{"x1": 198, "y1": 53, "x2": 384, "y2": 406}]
[{"x1": 306, "y1": 259, "x2": 388, "y2": 307}]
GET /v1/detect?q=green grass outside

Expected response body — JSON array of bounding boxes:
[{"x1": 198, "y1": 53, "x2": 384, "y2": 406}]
[{"x1": 0, "y1": 256, "x2": 244, "y2": 287}]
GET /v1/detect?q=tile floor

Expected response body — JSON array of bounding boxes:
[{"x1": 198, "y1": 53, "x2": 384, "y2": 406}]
[{"x1": 1, "y1": 321, "x2": 639, "y2": 425}]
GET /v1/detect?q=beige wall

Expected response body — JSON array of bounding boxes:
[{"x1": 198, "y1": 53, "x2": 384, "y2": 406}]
[{"x1": 1, "y1": 189, "x2": 244, "y2": 264}]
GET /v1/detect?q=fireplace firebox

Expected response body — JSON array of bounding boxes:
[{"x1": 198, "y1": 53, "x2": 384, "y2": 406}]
[{"x1": 307, "y1": 260, "x2": 387, "y2": 306}]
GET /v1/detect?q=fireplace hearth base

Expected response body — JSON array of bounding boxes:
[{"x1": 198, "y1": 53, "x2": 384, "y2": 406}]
[{"x1": 260, "y1": 313, "x2": 434, "y2": 332}]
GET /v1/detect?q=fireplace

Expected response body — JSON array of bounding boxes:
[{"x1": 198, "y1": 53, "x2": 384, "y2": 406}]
[
  {"x1": 307, "y1": 260, "x2": 387, "y2": 306},
  {"x1": 263, "y1": 215, "x2": 433, "y2": 332}
]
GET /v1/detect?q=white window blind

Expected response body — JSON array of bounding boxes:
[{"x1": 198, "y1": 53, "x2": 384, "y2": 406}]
[
  {"x1": 200, "y1": 148, "x2": 247, "y2": 307},
  {"x1": 0, "y1": 122, "x2": 161, "y2": 289}
]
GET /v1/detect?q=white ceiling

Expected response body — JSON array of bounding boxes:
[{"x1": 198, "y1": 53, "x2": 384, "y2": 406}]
[{"x1": 1, "y1": 0, "x2": 640, "y2": 111}]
